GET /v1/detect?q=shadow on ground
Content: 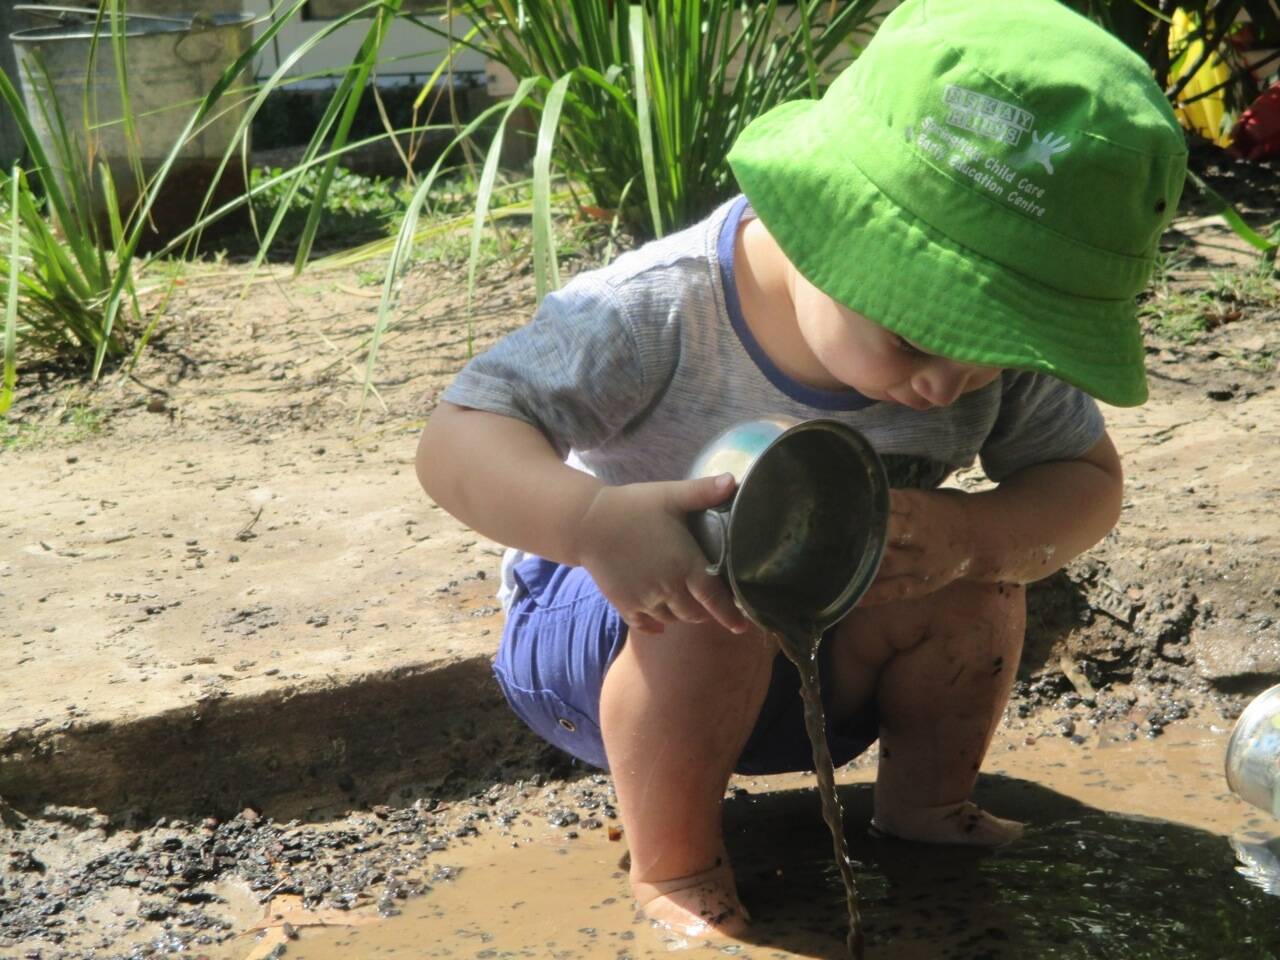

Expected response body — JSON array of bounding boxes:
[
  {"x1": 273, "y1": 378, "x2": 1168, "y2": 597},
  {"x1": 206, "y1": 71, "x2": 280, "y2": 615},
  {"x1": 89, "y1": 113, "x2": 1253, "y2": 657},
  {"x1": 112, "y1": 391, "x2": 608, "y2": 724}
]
[{"x1": 725, "y1": 775, "x2": 1277, "y2": 960}]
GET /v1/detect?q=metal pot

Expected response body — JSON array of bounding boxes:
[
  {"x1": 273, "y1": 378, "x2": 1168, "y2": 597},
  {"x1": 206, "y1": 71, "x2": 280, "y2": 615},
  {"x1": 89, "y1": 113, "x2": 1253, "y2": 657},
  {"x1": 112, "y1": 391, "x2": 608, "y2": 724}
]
[
  {"x1": 10, "y1": 5, "x2": 255, "y2": 247},
  {"x1": 686, "y1": 416, "x2": 889, "y2": 637},
  {"x1": 1226, "y1": 683, "x2": 1280, "y2": 819}
]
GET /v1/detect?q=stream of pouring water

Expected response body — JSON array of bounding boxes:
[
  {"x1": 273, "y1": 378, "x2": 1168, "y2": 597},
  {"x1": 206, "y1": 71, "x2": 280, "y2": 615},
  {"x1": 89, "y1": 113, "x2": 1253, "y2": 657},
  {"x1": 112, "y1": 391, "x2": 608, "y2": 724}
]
[{"x1": 773, "y1": 626, "x2": 864, "y2": 960}]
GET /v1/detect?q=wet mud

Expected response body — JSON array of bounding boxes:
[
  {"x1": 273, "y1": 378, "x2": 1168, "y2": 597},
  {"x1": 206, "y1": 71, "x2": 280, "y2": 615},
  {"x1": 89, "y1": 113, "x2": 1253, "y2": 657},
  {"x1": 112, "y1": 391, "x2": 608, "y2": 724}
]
[
  {"x1": 1, "y1": 156, "x2": 1276, "y2": 960},
  {"x1": 208, "y1": 722, "x2": 1277, "y2": 960}
]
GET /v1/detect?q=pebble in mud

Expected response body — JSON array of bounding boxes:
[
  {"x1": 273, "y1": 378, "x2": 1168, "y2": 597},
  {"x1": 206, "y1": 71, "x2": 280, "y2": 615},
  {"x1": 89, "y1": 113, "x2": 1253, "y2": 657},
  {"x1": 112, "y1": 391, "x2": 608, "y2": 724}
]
[{"x1": 0, "y1": 765, "x2": 623, "y2": 960}]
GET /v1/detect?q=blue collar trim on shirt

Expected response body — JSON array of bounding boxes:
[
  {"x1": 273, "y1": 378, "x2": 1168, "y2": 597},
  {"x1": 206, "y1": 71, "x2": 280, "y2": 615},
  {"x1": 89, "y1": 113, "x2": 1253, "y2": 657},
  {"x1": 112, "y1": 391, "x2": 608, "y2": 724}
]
[{"x1": 717, "y1": 195, "x2": 877, "y2": 412}]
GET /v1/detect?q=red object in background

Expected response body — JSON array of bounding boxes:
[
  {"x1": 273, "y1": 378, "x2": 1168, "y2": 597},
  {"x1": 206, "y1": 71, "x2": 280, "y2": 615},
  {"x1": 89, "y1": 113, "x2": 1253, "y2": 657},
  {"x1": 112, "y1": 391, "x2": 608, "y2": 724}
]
[{"x1": 1231, "y1": 85, "x2": 1280, "y2": 161}]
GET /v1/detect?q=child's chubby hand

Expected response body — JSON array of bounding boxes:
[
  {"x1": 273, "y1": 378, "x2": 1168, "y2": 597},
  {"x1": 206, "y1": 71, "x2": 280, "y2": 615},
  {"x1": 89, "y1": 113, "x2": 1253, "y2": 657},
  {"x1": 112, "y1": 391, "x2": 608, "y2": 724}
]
[
  {"x1": 860, "y1": 489, "x2": 975, "y2": 607},
  {"x1": 574, "y1": 473, "x2": 750, "y2": 636}
]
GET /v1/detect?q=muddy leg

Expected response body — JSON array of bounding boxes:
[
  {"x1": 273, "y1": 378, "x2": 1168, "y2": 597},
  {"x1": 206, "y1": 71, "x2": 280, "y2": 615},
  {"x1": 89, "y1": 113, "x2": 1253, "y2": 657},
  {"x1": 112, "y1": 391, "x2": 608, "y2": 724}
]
[
  {"x1": 599, "y1": 620, "x2": 776, "y2": 936},
  {"x1": 830, "y1": 580, "x2": 1026, "y2": 846}
]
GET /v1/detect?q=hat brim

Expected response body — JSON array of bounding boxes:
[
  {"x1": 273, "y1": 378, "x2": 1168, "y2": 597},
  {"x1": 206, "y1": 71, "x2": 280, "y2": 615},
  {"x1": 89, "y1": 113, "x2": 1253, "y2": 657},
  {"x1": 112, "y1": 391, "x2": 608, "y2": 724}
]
[{"x1": 729, "y1": 100, "x2": 1149, "y2": 408}]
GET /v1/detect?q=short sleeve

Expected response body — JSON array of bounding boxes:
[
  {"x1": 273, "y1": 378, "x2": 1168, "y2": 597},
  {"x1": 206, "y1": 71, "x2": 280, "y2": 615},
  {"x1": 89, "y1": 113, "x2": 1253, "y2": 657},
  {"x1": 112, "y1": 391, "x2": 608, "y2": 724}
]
[
  {"x1": 439, "y1": 277, "x2": 668, "y2": 459},
  {"x1": 979, "y1": 371, "x2": 1107, "y2": 482}
]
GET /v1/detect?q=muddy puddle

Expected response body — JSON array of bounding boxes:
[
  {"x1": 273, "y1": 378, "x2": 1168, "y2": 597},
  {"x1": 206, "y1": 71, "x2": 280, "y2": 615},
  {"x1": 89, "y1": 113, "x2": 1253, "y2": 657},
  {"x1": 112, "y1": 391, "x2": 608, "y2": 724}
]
[{"x1": 205, "y1": 720, "x2": 1280, "y2": 960}]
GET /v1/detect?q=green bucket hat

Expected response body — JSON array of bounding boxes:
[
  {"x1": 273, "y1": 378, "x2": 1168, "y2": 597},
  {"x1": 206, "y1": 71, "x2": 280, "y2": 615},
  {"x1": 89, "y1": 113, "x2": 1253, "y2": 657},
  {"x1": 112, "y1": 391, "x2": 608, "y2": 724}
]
[{"x1": 727, "y1": 0, "x2": 1188, "y2": 406}]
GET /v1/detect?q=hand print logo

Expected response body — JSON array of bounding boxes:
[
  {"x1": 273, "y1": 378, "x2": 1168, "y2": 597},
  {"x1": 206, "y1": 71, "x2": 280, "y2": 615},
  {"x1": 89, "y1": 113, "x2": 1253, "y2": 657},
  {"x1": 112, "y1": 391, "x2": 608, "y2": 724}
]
[{"x1": 1019, "y1": 130, "x2": 1072, "y2": 175}]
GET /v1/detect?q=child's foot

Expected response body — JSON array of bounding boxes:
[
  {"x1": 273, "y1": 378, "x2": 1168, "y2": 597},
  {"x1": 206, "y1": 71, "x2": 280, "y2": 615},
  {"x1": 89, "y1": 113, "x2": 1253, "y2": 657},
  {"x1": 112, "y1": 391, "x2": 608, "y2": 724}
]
[
  {"x1": 870, "y1": 800, "x2": 1024, "y2": 847},
  {"x1": 631, "y1": 862, "x2": 749, "y2": 940}
]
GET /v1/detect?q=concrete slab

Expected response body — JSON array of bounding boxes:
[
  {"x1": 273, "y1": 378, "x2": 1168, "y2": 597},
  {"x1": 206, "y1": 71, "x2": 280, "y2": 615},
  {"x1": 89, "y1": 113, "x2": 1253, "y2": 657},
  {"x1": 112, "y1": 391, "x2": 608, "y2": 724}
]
[
  {"x1": 2, "y1": 217, "x2": 1276, "y2": 820},
  {"x1": 0, "y1": 426, "x2": 522, "y2": 817}
]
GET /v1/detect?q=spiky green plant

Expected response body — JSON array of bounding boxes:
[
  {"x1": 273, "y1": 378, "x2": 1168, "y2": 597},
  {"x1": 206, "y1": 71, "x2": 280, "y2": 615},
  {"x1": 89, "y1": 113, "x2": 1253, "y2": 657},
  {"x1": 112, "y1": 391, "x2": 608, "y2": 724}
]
[
  {"x1": 0, "y1": 59, "x2": 135, "y2": 398},
  {"x1": 348, "y1": 0, "x2": 885, "y2": 417},
  {"x1": 438, "y1": 0, "x2": 884, "y2": 239}
]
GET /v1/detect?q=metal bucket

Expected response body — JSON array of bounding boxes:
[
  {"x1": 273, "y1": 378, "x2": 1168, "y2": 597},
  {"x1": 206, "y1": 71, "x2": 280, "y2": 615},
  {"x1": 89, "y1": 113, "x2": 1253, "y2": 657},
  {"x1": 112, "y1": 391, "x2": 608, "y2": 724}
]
[
  {"x1": 10, "y1": 6, "x2": 255, "y2": 246},
  {"x1": 686, "y1": 416, "x2": 889, "y2": 636},
  {"x1": 1226, "y1": 683, "x2": 1280, "y2": 820}
]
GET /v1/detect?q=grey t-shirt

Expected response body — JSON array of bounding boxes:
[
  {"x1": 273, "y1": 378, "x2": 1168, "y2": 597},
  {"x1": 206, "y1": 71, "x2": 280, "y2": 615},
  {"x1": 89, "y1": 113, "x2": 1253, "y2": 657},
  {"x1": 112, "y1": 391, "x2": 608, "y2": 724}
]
[{"x1": 441, "y1": 196, "x2": 1105, "y2": 604}]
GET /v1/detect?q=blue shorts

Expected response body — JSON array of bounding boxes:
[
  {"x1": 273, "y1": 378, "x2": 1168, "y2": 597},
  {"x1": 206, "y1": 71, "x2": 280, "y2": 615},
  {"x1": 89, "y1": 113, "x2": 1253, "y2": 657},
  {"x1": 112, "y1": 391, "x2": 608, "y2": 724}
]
[{"x1": 492, "y1": 556, "x2": 879, "y2": 774}]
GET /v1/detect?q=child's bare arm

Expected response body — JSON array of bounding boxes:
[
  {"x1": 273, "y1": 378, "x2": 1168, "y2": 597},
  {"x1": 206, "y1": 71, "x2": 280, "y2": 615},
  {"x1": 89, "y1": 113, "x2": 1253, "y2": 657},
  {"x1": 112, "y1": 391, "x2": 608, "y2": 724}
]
[
  {"x1": 862, "y1": 432, "x2": 1123, "y2": 606},
  {"x1": 416, "y1": 402, "x2": 746, "y2": 634},
  {"x1": 417, "y1": 401, "x2": 603, "y2": 569}
]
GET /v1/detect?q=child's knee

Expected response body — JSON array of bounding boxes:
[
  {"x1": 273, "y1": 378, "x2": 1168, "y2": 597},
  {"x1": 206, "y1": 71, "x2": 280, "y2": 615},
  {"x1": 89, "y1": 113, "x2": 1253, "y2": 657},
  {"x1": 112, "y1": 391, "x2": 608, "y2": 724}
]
[
  {"x1": 947, "y1": 579, "x2": 1025, "y2": 626},
  {"x1": 929, "y1": 580, "x2": 1026, "y2": 662},
  {"x1": 619, "y1": 619, "x2": 777, "y2": 685}
]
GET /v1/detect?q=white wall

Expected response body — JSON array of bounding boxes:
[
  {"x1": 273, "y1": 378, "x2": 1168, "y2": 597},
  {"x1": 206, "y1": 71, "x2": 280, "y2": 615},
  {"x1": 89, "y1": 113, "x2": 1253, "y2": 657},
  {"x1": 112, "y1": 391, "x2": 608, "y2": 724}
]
[{"x1": 241, "y1": 2, "x2": 487, "y2": 87}]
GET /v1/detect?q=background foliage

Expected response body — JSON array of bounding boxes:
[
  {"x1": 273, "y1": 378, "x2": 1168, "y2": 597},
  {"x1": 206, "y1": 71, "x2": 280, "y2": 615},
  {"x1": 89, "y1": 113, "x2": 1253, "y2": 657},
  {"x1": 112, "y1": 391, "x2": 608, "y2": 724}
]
[{"x1": 2, "y1": 0, "x2": 1278, "y2": 412}]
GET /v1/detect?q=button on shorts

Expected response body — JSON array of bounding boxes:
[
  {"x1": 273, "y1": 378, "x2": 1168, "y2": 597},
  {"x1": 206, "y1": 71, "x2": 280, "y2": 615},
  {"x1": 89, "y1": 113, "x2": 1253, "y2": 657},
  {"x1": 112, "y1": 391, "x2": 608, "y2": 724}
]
[{"x1": 492, "y1": 555, "x2": 878, "y2": 774}]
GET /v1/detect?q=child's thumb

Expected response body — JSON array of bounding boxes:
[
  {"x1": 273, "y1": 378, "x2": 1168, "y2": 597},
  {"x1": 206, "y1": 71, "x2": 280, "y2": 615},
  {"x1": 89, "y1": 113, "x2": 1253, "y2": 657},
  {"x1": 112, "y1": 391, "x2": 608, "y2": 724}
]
[{"x1": 671, "y1": 472, "x2": 737, "y2": 512}]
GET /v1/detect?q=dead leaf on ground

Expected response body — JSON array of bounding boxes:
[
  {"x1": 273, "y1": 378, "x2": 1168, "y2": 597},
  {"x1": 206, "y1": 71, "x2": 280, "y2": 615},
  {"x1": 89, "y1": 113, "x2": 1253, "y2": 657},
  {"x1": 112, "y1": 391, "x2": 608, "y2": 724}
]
[{"x1": 239, "y1": 893, "x2": 381, "y2": 959}]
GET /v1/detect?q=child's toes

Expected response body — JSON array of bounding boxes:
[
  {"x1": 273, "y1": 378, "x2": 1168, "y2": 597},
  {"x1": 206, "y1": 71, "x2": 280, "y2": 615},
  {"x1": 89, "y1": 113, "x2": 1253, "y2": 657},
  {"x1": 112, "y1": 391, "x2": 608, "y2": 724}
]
[
  {"x1": 957, "y1": 805, "x2": 1024, "y2": 845},
  {"x1": 872, "y1": 800, "x2": 1024, "y2": 847}
]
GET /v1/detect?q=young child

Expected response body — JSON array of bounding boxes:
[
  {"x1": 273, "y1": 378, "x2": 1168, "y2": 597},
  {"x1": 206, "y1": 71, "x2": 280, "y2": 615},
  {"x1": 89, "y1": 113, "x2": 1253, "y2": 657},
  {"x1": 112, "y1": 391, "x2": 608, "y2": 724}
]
[{"x1": 416, "y1": 0, "x2": 1187, "y2": 940}]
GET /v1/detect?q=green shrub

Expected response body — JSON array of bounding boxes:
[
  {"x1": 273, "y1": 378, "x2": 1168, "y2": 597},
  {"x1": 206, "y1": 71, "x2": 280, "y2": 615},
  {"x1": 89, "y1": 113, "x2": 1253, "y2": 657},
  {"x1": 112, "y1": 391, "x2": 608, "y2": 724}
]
[
  {"x1": 446, "y1": 0, "x2": 885, "y2": 239},
  {"x1": 242, "y1": 164, "x2": 410, "y2": 254},
  {"x1": 1066, "y1": 0, "x2": 1280, "y2": 114}
]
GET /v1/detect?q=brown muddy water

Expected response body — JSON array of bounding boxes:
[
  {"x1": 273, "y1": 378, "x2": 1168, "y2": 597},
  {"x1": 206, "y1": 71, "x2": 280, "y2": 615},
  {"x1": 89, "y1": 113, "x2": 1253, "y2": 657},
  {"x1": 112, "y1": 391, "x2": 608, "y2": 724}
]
[
  {"x1": 777, "y1": 630, "x2": 864, "y2": 958},
  {"x1": 212, "y1": 720, "x2": 1280, "y2": 960}
]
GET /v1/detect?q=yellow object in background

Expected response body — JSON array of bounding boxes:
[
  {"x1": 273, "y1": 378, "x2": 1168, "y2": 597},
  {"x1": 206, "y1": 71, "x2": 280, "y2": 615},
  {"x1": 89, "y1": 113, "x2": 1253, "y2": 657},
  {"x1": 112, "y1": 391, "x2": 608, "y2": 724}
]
[{"x1": 1169, "y1": 7, "x2": 1234, "y2": 147}]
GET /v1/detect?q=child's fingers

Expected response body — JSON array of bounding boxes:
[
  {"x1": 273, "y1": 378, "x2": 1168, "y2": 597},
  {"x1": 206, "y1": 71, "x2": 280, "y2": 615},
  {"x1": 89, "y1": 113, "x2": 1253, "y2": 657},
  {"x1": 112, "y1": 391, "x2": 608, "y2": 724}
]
[
  {"x1": 665, "y1": 592, "x2": 710, "y2": 625},
  {"x1": 885, "y1": 500, "x2": 923, "y2": 549},
  {"x1": 887, "y1": 525, "x2": 924, "y2": 549},
  {"x1": 888, "y1": 488, "x2": 921, "y2": 515},
  {"x1": 669, "y1": 472, "x2": 737, "y2": 512},
  {"x1": 688, "y1": 572, "x2": 749, "y2": 634},
  {"x1": 859, "y1": 574, "x2": 930, "y2": 607},
  {"x1": 873, "y1": 547, "x2": 919, "y2": 580}
]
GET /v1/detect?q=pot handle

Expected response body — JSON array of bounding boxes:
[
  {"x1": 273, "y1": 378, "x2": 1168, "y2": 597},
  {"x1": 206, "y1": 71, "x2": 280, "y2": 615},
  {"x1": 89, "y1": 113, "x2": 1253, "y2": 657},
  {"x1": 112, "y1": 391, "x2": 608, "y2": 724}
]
[{"x1": 688, "y1": 506, "x2": 731, "y2": 577}]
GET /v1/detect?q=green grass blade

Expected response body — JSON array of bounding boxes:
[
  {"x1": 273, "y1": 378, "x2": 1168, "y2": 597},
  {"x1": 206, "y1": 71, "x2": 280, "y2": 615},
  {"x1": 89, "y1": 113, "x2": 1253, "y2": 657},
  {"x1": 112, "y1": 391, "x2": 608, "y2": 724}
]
[
  {"x1": 99, "y1": 160, "x2": 127, "y2": 252},
  {"x1": 628, "y1": 5, "x2": 663, "y2": 238},
  {"x1": 1187, "y1": 171, "x2": 1278, "y2": 255},
  {"x1": 1, "y1": 167, "x2": 20, "y2": 415},
  {"x1": 532, "y1": 73, "x2": 572, "y2": 301},
  {"x1": 232, "y1": 2, "x2": 391, "y2": 284},
  {"x1": 412, "y1": 22, "x2": 482, "y2": 112},
  {"x1": 466, "y1": 76, "x2": 540, "y2": 351},
  {"x1": 797, "y1": 1, "x2": 821, "y2": 100},
  {"x1": 93, "y1": 0, "x2": 314, "y2": 376},
  {"x1": 293, "y1": 0, "x2": 405, "y2": 272},
  {"x1": 360, "y1": 95, "x2": 526, "y2": 419},
  {"x1": 107, "y1": 0, "x2": 149, "y2": 211},
  {"x1": 12, "y1": 57, "x2": 105, "y2": 285},
  {"x1": 156, "y1": 0, "x2": 373, "y2": 268},
  {"x1": 97, "y1": 160, "x2": 150, "y2": 365},
  {"x1": 313, "y1": 191, "x2": 567, "y2": 271},
  {"x1": 148, "y1": 121, "x2": 448, "y2": 261}
]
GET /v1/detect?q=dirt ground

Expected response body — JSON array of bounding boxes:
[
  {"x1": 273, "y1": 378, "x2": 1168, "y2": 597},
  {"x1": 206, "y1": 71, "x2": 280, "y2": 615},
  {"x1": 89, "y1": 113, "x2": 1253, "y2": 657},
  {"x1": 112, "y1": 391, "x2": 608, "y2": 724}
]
[{"x1": 1, "y1": 154, "x2": 1278, "y2": 958}]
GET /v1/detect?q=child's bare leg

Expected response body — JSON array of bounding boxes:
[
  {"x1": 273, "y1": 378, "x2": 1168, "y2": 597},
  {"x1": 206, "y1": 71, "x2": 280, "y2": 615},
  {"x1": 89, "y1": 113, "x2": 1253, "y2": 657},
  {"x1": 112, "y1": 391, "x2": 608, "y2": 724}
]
[
  {"x1": 830, "y1": 579, "x2": 1026, "y2": 845},
  {"x1": 599, "y1": 620, "x2": 777, "y2": 936}
]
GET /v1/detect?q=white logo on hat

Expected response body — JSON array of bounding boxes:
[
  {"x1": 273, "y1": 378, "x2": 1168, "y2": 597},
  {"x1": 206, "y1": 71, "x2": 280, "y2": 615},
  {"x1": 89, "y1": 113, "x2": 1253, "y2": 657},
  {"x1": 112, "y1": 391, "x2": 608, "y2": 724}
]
[
  {"x1": 1019, "y1": 131, "x2": 1072, "y2": 175},
  {"x1": 942, "y1": 85, "x2": 1033, "y2": 147}
]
